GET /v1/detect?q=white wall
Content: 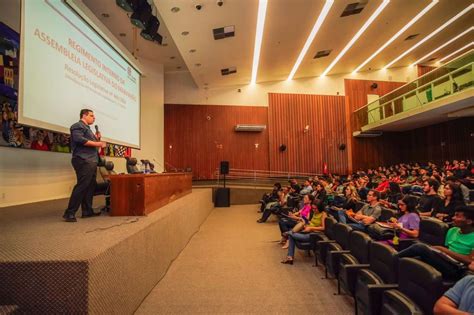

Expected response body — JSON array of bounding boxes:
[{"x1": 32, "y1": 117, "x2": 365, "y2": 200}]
[
  {"x1": 0, "y1": 1, "x2": 164, "y2": 207},
  {"x1": 164, "y1": 66, "x2": 417, "y2": 106}
]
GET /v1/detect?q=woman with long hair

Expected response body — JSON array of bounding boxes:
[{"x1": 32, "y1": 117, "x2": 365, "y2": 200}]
[{"x1": 433, "y1": 183, "x2": 465, "y2": 222}]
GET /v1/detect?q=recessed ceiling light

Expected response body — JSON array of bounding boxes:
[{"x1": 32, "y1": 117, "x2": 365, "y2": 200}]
[
  {"x1": 119, "y1": 33, "x2": 126, "y2": 37},
  {"x1": 353, "y1": 0, "x2": 438, "y2": 73},
  {"x1": 170, "y1": 56, "x2": 176, "y2": 60},
  {"x1": 438, "y1": 42, "x2": 474, "y2": 64},
  {"x1": 189, "y1": 49, "x2": 197, "y2": 53},
  {"x1": 171, "y1": 7, "x2": 180, "y2": 13},
  {"x1": 287, "y1": 0, "x2": 334, "y2": 80},
  {"x1": 322, "y1": 0, "x2": 390, "y2": 76},
  {"x1": 411, "y1": 27, "x2": 473, "y2": 66},
  {"x1": 181, "y1": 31, "x2": 189, "y2": 36},
  {"x1": 383, "y1": 4, "x2": 473, "y2": 69},
  {"x1": 101, "y1": 13, "x2": 110, "y2": 18},
  {"x1": 195, "y1": 63, "x2": 202, "y2": 67},
  {"x1": 250, "y1": 0, "x2": 268, "y2": 84}
]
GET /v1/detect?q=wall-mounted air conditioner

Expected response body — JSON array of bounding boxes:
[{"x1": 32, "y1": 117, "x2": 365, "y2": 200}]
[
  {"x1": 353, "y1": 130, "x2": 383, "y2": 138},
  {"x1": 234, "y1": 124, "x2": 267, "y2": 132}
]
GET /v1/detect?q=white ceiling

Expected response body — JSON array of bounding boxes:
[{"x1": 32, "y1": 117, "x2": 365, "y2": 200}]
[{"x1": 83, "y1": 0, "x2": 473, "y2": 88}]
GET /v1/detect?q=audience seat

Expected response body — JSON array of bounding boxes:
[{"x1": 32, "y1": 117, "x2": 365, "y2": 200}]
[
  {"x1": 324, "y1": 223, "x2": 353, "y2": 279},
  {"x1": 379, "y1": 207, "x2": 398, "y2": 222},
  {"x1": 337, "y1": 231, "x2": 372, "y2": 296},
  {"x1": 311, "y1": 216, "x2": 337, "y2": 267},
  {"x1": 354, "y1": 242, "x2": 398, "y2": 315},
  {"x1": 380, "y1": 258, "x2": 445, "y2": 315}
]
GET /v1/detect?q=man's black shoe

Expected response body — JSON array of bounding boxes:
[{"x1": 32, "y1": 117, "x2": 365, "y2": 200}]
[
  {"x1": 63, "y1": 213, "x2": 77, "y2": 222},
  {"x1": 81, "y1": 212, "x2": 101, "y2": 218}
]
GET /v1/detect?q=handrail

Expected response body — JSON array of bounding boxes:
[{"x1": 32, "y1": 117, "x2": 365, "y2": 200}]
[
  {"x1": 359, "y1": 61, "x2": 473, "y2": 117},
  {"x1": 355, "y1": 49, "x2": 474, "y2": 115}
]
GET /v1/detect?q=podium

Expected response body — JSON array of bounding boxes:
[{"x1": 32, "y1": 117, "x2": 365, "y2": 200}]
[{"x1": 109, "y1": 172, "x2": 192, "y2": 216}]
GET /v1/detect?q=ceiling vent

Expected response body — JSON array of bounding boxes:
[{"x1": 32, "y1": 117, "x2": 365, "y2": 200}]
[
  {"x1": 405, "y1": 34, "x2": 419, "y2": 41},
  {"x1": 314, "y1": 49, "x2": 332, "y2": 59},
  {"x1": 234, "y1": 124, "x2": 266, "y2": 132},
  {"x1": 221, "y1": 66, "x2": 237, "y2": 76},
  {"x1": 353, "y1": 130, "x2": 383, "y2": 138},
  {"x1": 341, "y1": 1, "x2": 368, "y2": 17},
  {"x1": 213, "y1": 25, "x2": 235, "y2": 40}
]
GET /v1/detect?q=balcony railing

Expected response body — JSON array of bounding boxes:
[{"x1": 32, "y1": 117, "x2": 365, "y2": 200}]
[{"x1": 354, "y1": 50, "x2": 474, "y2": 129}]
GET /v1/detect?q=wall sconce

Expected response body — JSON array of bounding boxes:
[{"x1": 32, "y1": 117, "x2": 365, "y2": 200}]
[{"x1": 304, "y1": 125, "x2": 310, "y2": 133}]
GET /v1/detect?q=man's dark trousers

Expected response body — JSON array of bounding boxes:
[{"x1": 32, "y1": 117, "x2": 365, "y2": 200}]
[{"x1": 65, "y1": 157, "x2": 97, "y2": 216}]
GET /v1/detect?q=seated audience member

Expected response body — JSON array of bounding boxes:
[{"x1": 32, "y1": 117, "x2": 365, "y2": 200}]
[
  {"x1": 432, "y1": 183, "x2": 465, "y2": 223},
  {"x1": 30, "y1": 129, "x2": 50, "y2": 151},
  {"x1": 382, "y1": 195, "x2": 420, "y2": 246},
  {"x1": 281, "y1": 201, "x2": 326, "y2": 265},
  {"x1": 375, "y1": 174, "x2": 390, "y2": 193},
  {"x1": 259, "y1": 182, "x2": 281, "y2": 212},
  {"x1": 329, "y1": 185, "x2": 359, "y2": 222},
  {"x1": 380, "y1": 182, "x2": 403, "y2": 209},
  {"x1": 257, "y1": 186, "x2": 289, "y2": 223},
  {"x1": 278, "y1": 194, "x2": 314, "y2": 245},
  {"x1": 419, "y1": 179, "x2": 443, "y2": 217},
  {"x1": 345, "y1": 189, "x2": 382, "y2": 232},
  {"x1": 288, "y1": 179, "x2": 301, "y2": 194},
  {"x1": 433, "y1": 275, "x2": 474, "y2": 315},
  {"x1": 299, "y1": 179, "x2": 313, "y2": 195},
  {"x1": 395, "y1": 206, "x2": 474, "y2": 280},
  {"x1": 456, "y1": 162, "x2": 470, "y2": 179},
  {"x1": 311, "y1": 182, "x2": 327, "y2": 204},
  {"x1": 446, "y1": 176, "x2": 470, "y2": 205}
]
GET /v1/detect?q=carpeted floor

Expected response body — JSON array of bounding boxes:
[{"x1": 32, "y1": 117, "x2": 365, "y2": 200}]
[{"x1": 135, "y1": 204, "x2": 355, "y2": 314}]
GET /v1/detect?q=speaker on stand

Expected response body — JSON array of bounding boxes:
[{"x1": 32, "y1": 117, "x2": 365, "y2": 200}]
[{"x1": 215, "y1": 161, "x2": 230, "y2": 207}]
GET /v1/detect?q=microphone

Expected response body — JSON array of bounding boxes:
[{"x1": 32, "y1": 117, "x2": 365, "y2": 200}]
[{"x1": 94, "y1": 125, "x2": 101, "y2": 140}]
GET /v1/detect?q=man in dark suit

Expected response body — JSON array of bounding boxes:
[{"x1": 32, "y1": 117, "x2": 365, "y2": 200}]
[{"x1": 63, "y1": 109, "x2": 106, "y2": 222}]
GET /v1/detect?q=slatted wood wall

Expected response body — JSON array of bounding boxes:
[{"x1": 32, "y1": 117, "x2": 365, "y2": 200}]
[
  {"x1": 344, "y1": 79, "x2": 406, "y2": 171},
  {"x1": 164, "y1": 104, "x2": 269, "y2": 179},
  {"x1": 267, "y1": 93, "x2": 348, "y2": 175}
]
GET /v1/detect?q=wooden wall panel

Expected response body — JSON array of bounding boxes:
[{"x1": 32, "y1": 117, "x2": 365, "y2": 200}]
[
  {"x1": 417, "y1": 65, "x2": 437, "y2": 77},
  {"x1": 268, "y1": 93, "x2": 348, "y2": 175},
  {"x1": 399, "y1": 118, "x2": 474, "y2": 164},
  {"x1": 344, "y1": 79, "x2": 406, "y2": 171},
  {"x1": 164, "y1": 104, "x2": 269, "y2": 179}
]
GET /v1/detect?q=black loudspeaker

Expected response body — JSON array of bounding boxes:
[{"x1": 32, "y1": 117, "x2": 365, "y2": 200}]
[
  {"x1": 339, "y1": 143, "x2": 346, "y2": 151},
  {"x1": 279, "y1": 144, "x2": 287, "y2": 152},
  {"x1": 215, "y1": 188, "x2": 230, "y2": 207},
  {"x1": 220, "y1": 161, "x2": 229, "y2": 175}
]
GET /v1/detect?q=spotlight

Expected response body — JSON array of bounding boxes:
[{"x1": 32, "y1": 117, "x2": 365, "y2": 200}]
[
  {"x1": 131, "y1": 1, "x2": 152, "y2": 30},
  {"x1": 140, "y1": 16, "x2": 160, "y2": 41},
  {"x1": 116, "y1": 0, "x2": 140, "y2": 12}
]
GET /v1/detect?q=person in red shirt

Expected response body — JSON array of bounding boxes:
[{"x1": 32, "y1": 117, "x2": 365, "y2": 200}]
[
  {"x1": 376, "y1": 174, "x2": 390, "y2": 193},
  {"x1": 30, "y1": 130, "x2": 50, "y2": 151}
]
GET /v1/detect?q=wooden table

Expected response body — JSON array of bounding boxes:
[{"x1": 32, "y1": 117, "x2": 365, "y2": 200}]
[{"x1": 109, "y1": 172, "x2": 192, "y2": 216}]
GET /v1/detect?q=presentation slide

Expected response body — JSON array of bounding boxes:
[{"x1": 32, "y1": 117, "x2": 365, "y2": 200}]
[{"x1": 19, "y1": 0, "x2": 141, "y2": 148}]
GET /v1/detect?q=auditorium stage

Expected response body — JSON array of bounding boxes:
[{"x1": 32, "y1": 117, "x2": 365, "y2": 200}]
[{"x1": 0, "y1": 189, "x2": 214, "y2": 314}]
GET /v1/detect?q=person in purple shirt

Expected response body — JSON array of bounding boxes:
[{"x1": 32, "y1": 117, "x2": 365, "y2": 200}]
[{"x1": 380, "y1": 195, "x2": 420, "y2": 248}]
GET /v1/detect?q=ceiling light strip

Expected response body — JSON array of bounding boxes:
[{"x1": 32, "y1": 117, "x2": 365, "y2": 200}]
[
  {"x1": 321, "y1": 0, "x2": 390, "y2": 76},
  {"x1": 411, "y1": 27, "x2": 474, "y2": 66},
  {"x1": 383, "y1": 4, "x2": 473, "y2": 69},
  {"x1": 353, "y1": 0, "x2": 438, "y2": 73},
  {"x1": 438, "y1": 43, "x2": 474, "y2": 64},
  {"x1": 286, "y1": 0, "x2": 334, "y2": 81},
  {"x1": 250, "y1": 0, "x2": 268, "y2": 84}
]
